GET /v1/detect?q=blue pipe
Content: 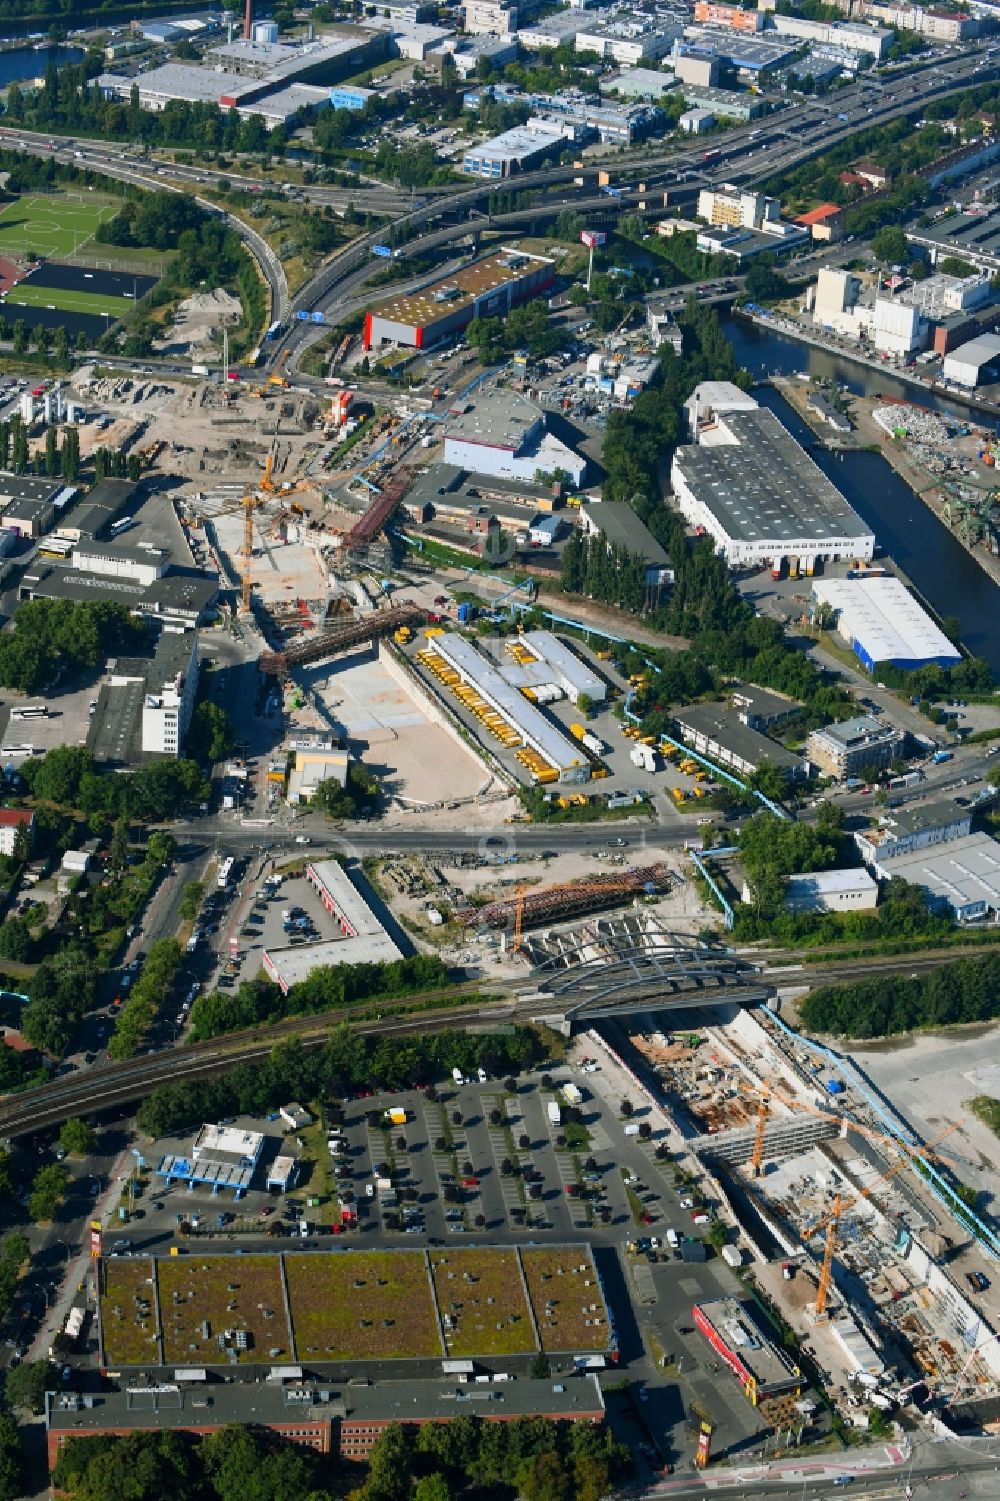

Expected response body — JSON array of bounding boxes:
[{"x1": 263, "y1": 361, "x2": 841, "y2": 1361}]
[{"x1": 689, "y1": 849, "x2": 734, "y2": 929}]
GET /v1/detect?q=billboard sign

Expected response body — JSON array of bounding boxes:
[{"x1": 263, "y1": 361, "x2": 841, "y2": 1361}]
[
  {"x1": 373, "y1": 245, "x2": 392, "y2": 258},
  {"x1": 580, "y1": 230, "x2": 607, "y2": 249}
]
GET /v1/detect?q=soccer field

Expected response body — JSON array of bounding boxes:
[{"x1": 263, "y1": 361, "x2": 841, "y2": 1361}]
[
  {"x1": 4, "y1": 283, "x2": 131, "y2": 318},
  {"x1": 0, "y1": 193, "x2": 118, "y2": 260}
]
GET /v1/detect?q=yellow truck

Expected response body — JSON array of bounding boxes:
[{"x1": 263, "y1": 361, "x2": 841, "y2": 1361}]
[{"x1": 570, "y1": 723, "x2": 587, "y2": 742}]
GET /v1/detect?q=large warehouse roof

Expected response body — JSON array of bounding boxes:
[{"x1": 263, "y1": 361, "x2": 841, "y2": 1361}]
[
  {"x1": 370, "y1": 248, "x2": 553, "y2": 338},
  {"x1": 944, "y1": 332, "x2": 1000, "y2": 372},
  {"x1": 878, "y1": 832, "x2": 1000, "y2": 919},
  {"x1": 812, "y1": 576, "x2": 960, "y2": 668},
  {"x1": 672, "y1": 409, "x2": 872, "y2": 545}
]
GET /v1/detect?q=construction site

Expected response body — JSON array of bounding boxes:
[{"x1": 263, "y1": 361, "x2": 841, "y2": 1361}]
[{"x1": 613, "y1": 1003, "x2": 1000, "y2": 1426}]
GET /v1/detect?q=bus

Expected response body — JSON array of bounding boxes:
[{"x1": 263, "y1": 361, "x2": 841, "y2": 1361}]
[
  {"x1": 217, "y1": 856, "x2": 235, "y2": 889},
  {"x1": 109, "y1": 517, "x2": 136, "y2": 537},
  {"x1": 9, "y1": 705, "x2": 49, "y2": 721},
  {"x1": 38, "y1": 536, "x2": 74, "y2": 559},
  {"x1": 264, "y1": 320, "x2": 285, "y2": 342}
]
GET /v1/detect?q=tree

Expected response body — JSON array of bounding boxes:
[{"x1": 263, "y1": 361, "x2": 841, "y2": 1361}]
[
  {"x1": 44, "y1": 426, "x2": 59, "y2": 478},
  {"x1": 518, "y1": 1451, "x2": 570, "y2": 1501},
  {"x1": 620, "y1": 1099, "x2": 634, "y2": 1119},
  {"x1": 4, "y1": 1360, "x2": 56, "y2": 1414},
  {"x1": 0, "y1": 918, "x2": 32, "y2": 963},
  {"x1": 61, "y1": 425, "x2": 80, "y2": 483},
  {"x1": 413, "y1": 1475, "x2": 452, "y2": 1501},
  {"x1": 638, "y1": 1122, "x2": 652, "y2": 1140},
  {"x1": 707, "y1": 1219, "x2": 728, "y2": 1250},
  {"x1": 0, "y1": 1412, "x2": 23, "y2": 1501},
  {"x1": 872, "y1": 225, "x2": 908, "y2": 265},
  {"x1": 519, "y1": 1133, "x2": 531, "y2": 1150},
  {"x1": 59, "y1": 1118, "x2": 96, "y2": 1156},
  {"x1": 530, "y1": 1351, "x2": 551, "y2": 1379},
  {"x1": 27, "y1": 1163, "x2": 69, "y2": 1222}
]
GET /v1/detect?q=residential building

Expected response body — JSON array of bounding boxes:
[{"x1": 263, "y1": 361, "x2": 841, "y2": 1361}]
[
  {"x1": 670, "y1": 384, "x2": 874, "y2": 572},
  {"x1": 673, "y1": 702, "x2": 807, "y2": 779},
  {"x1": 463, "y1": 0, "x2": 518, "y2": 32},
  {"x1": 855, "y1": 798, "x2": 973, "y2": 866},
  {"x1": 646, "y1": 298, "x2": 684, "y2": 351},
  {"x1": 697, "y1": 188, "x2": 779, "y2": 230},
  {"x1": 693, "y1": 1, "x2": 765, "y2": 30},
  {"x1": 442, "y1": 392, "x2": 586, "y2": 486},
  {"x1": 794, "y1": 203, "x2": 845, "y2": 243},
  {"x1": 805, "y1": 714, "x2": 906, "y2": 781},
  {"x1": 0, "y1": 807, "x2": 33, "y2": 857},
  {"x1": 811, "y1": 577, "x2": 961, "y2": 671}
]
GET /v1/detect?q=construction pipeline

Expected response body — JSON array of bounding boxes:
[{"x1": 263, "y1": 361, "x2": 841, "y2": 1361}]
[{"x1": 457, "y1": 863, "x2": 672, "y2": 932}]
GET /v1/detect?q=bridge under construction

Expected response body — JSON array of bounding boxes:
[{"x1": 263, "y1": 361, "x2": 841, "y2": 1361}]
[{"x1": 258, "y1": 601, "x2": 424, "y2": 677}]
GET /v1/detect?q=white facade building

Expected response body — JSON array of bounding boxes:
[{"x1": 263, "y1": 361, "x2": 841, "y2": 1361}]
[
  {"x1": 443, "y1": 393, "x2": 585, "y2": 485},
  {"x1": 812, "y1": 576, "x2": 961, "y2": 671},
  {"x1": 770, "y1": 14, "x2": 892, "y2": 58},
  {"x1": 670, "y1": 384, "x2": 874, "y2": 572},
  {"x1": 574, "y1": 21, "x2": 680, "y2": 63},
  {"x1": 140, "y1": 632, "x2": 200, "y2": 757},
  {"x1": 942, "y1": 333, "x2": 1000, "y2": 388},
  {"x1": 697, "y1": 188, "x2": 779, "y2": 231},
  {"x1": 812, "y1": 270, "x2": 927, "y2": 355}
]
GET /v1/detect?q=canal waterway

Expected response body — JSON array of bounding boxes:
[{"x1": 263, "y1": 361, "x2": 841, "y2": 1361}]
[
  {"x1": 0, "y1": 45, "x2": 83, "y2": 87},
  {"x1": 722, "y1": 315, "x2": 1000, "y2": 675}
]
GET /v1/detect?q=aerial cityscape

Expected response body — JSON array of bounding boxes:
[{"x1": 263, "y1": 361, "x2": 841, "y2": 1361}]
[{"x1": 0, "y1": 1, "x2": 994, "y2": 1498}]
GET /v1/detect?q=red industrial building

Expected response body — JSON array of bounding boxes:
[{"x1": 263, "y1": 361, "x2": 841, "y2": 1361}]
[
  {"x1": 363, "y1": 248, "x2": 555, "y2": 353},
  {"x1": 693, "y1": 1299, "x2": 802, "y2": 1407}
]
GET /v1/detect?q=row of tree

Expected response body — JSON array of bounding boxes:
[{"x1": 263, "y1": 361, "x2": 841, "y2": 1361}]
[
  {"x1": 800, "y1": 949, "x2": 1000, "y2": 1038},
  {"x1": 187, "y1": 952, "x2": 449, "y2": 1043},
  {"x1": 0, "y1": 599, "x2": 142, "y2": 696},
  {"x1": 108, "y1": 937, "x2": 182, "y2": 1060},
  {"x1": 19, "y1": 744, "x2": 209, "y2": 823},
  {"x1": 137, "y1": 1023, "x2": 545, "y2": 1139}
]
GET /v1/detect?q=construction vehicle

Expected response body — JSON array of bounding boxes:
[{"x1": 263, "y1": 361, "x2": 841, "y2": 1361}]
[{"x1": 671, "y1": 787, "x2": 685, "y2": 803}]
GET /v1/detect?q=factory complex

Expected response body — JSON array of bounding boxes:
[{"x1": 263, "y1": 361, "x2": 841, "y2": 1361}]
[{"x1": 670, "y1": 383, "x2": 875, "y2": 572}]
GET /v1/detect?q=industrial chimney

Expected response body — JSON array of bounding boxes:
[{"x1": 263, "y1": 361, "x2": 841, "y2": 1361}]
[{"x1": 244, "y1": 0, "x2": 252, "y2": 41}]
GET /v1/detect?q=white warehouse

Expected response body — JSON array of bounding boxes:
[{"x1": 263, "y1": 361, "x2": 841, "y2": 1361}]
[
  {"x1": 670, "y1": 383, "x2": 874, "y2": 572},
  {"x1": 942, "y1": 333, "x2": 1000, "y2": 389}
]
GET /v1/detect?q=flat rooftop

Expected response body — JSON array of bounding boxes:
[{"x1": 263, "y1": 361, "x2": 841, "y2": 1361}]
[
  {"x1": 308, "y1": 859, "x2": 394, "y2": 944},
  {"x1": 370, "y1": 248, "x2": 552, "y2": 332},
  {"x1": 877, "y1": 798, "x2": 971, "y2": 837},
  {"x1": 471, "y1": 125, "x2": 563, "y2": 163},
  {"x1": 812, "y1": 577, "x2": 960, "y2": 666},
  {"x1": 909, "y1": 207, "x2": 1000, "y2": 265},
  {"x1": 133, "y1": 62, "x2": 258, "y2": 102},
  {"x1": 673, "y1": 408, "x2": 873, "y2": 546},
  {"x1": 878, "y1": 832, "x2": 1000, "y2": 912},
  {"x1": 520, "y1": 631, "x2": 605, "y2": 700},
  {"x1": 674, "y1": 701, "x2": 803, "y2": 770},
  {"x1": 582, "y1": 500, "x2": 670, "y2": 566},
  {"x1": 47, "y1": 1374, "x2": 605, "y2": 1433},
  {"x1": 697, "y1": 1297, "x2": 800, "y2": 1390},
  {"x1": 0, "y1": 472, "x2": 65, "y2": 503},
  {"x1": 810, "y1": 714, "x2": 900, "y2": 751},
  {"x1": 786, "y1": 867, "x2": 877, "y2": 898},
  {"x1": 445, "y1": 392, "x2": 541, "y2": 452},
  {"x1": 23, "y1": 565, "x2": 218, "y2": 620},
  {"x1": 431, "y1": 632, "x2": 586, "y2": 776}
]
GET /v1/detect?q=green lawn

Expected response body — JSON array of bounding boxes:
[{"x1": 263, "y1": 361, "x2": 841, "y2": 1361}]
[
  {"x1": 0, "y1": 193, "x2": 118, "y2": 260},
  {"x1": 4, "y1": 283, "x2": 132, "y2": 317}
]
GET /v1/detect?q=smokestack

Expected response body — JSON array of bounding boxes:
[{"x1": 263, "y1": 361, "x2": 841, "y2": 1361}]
[{"x1": 244, "y1": 0, "x2": 252, "y2": 41}]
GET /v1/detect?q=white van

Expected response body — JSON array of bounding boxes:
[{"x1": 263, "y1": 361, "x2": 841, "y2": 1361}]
[{"x1": 666, "y1": 1228, "x2": 679, "y2": 1248}]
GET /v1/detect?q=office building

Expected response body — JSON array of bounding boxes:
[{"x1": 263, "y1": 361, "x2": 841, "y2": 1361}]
[
  {"x1": 811, "y1": 577, "x2": 961, "y2": 671},
  {"x1": 517, "y1": 11, "x2": 593, "y2": 47},
  {"x1": 462, "y1": 123, "x2": 571, "y2": 178},
  {"x1": 88, "y1": 631, "x2": 200, "y2": 765},
  {"x1": 20, "y1": 565, "x2": 217, "y2": 633},
  {"x1": 47, "y1": 1378, "x2": 605, "y2": 1472},
  {"x1": 855, "y1": 799, "x2": 973, "y2": 866},
  {"x1": 770, "y1": 14, "x2": 892, "y2": 58},
  {"x1": 673, "y1": 702, "x2": 807, "y2": 779},
  {"x1": 442, "y1": 393, "x2": 586, "y2": 486},
  {"x1": 72, "y1": 540, "x2": 167, "y2": 588},
  {"x1": 329, "y1": 83, "x2": 376, "y2": 110},
  {"x1": 364, "y1": 248, "x2": 554, "y2": 352},
  {"x1": 575, "y1": 20, "x2": 680, "y2": 64},
  {"x1": 463, "y1": 0, "x2": 519, "y2": 34},
  {"x1": 805, "y1": 714, "x2": 906, "y2": 781},
  {"x1": 694, "y1": 1, "x2": 765, "y2": 30},
  {"x1": 447, "y1": 35, "x2": 519, "y2": 76},
  {"x1": 262, "y1": 860, "x2": 402, "y2": 993},
  {"x1": 670, "y1": 384, "x2": 874, "y2": 573}
]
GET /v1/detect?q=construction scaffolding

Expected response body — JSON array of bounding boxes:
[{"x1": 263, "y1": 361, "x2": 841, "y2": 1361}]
[
  {"x1": 258, "y1": 602, "x2": 424, "y2": 678},
  {"x1": 457, "y1": 864, "x2": 671, "y2": 932},
  {"x1": 342, "y1": 467, "x2": 415, "y2": 553}
]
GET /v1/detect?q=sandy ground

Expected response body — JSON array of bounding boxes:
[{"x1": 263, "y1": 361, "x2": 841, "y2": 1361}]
[
  {"x1": 154, "y1": 288, "x2": 241, "y2": 359},
  {"x1": 847, "y1": 1024, "x2": 1000, "y2": 1203}
]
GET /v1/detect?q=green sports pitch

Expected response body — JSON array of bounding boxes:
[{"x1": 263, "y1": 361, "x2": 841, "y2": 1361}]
[
  {"x1": 3, "y1": 283, "x2": 131, "y2": 318},
  {"x1": 0, "y1": 193, "x2": 117, "y2": 261}
]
